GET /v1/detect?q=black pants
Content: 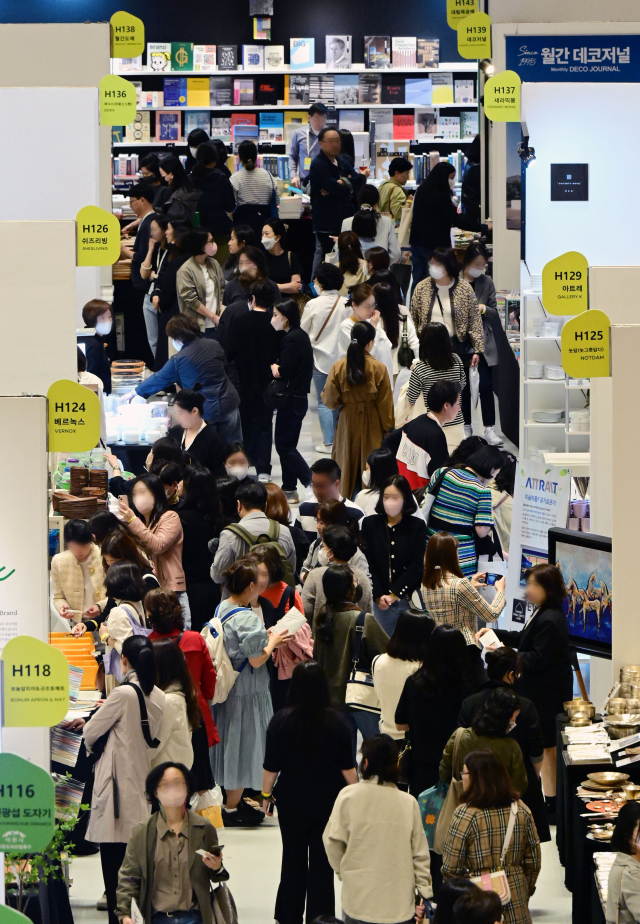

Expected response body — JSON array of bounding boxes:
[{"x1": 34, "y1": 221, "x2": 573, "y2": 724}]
[
  {"x1": 275, "y1": 803, "x2": 336, "y2": 924},
  {"x1": 100, "y1": 841, "x2": 127, "y2": 924},
  {"x1": 239, "y1": 393, "x2": 273, "y2": 476},
  {"x1": 192, "y1": 719, "x2": 215, "y2": 791},
  {"x1": 275, "y1": 395, "x2": 312, "y2": 492},
  {"x1": 460, "y1": 353, "x2": 495, "y2": 427},
  {"x1": 186, "y1": 580, "x2": 221, "y2": 633}
]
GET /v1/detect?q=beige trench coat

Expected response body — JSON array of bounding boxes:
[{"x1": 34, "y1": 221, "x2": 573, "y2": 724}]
[
  {"x1": 51, "y1": 544, "x2": 107, "y2": 617},
  {"x1": 83, "y1": 671, "x2": 165, "y2": 843},
  {"x1": 321, "y1": 353, "x2": 394, "y2": 499}
]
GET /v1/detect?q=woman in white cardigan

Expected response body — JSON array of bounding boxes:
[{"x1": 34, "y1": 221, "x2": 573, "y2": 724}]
[
  {"x1": 324, "y1": 735, "x2": 432, "y2": 924},
  {"x1": 150, "y1": 638, "x2": 196, "y2": 770}
]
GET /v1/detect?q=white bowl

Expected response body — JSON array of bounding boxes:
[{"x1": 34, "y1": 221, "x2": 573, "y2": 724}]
[{"x1": 122, "y1": 430, "x2": 141, "y2": 444}]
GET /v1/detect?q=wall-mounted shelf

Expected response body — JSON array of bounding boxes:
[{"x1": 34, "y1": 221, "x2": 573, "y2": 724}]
[
  {"x1": 138, "y1": 102, "x2": 475, "y2": 111},
  {"x1": 113, "y1": 137, "x2": 475, "y2": 147},
  {"x1": 113, "y1": 62, "x2": 479, "y2": 77}
]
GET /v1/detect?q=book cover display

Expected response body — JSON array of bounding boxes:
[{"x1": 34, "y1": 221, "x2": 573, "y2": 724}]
[
  {"x1": 256, "y1": 78, "x2": 281, "y2": 105},
  {"x1": 392, "y1": 37, "x2": 417, "y2": 68},
  {"x1": 417, "y1": 39, "x2": 440, "y2": 68},
  {"x1": 415, "y1": 108, "x2": 437, "y2": 140},
  {"x1": 364, "y1": 36, "x2": 391, "y2": 69},
  {"x1": 218, "y1": 45, "x2": 238, "y2": 71},
  {"x1": 234, "y1": 79, "x2": 255, "y2": 105},
  {"x1": 171, "y1": 42, "x2": 194, "y2": 71},
  {"x1": 185, "y1": 111, "x2": 210, "y2": 135},
  {"x1": 210, "y1": 77, "x2": 233, "y2": 106},
  {"x1": 310, "y1": 75, "x2": 335, "y2": 105},
  {"x1": 253, "y1": 18, "x2": 271, "y2": 40},
  {"x1": 147, "y1": 43, "x2": 171, "y2": 71},
  {"x1": 265, "y1": 46, "x2": 285, "y2": 69},
  {"x1": 286, "y1": 75, "x2": 310, "y2": 105},
  {"x1": 437, "y1": 115, "x2": 460, "y2": 139},
  {"x1": 187, "y1": 78, "x2": 210, "y2": 107},
  {"x1": 194, "y1": 46, "x2": 217, "y2": 72},
  {"x1": 290, "y1": 38, "x2": 315, "y2": 69},
  {"x1": 334, "y1": 74, "x2": 359, "y2": 105},
  {"x1": 431, "y1": 72, "x2": 454, "y2": 104},
  {"x1": 163, "y1": 77, "x2": 187, "y2": 107},
  {"x1": 454, "y1": 79, "x2": 475, "y2": 103},
  {"x1": 393, "y1": 114, "x2": 414, "y2": 140},
  {"x1": 259, "y1": 112, "x2": 284, "y2": 142},
  {"x1": 326, "y1": 36, "x2": 352, "y2": 69},
  {"x1": 211, "y1": 117, "x2": 232, "y2": 142},
  {"x1": 358, "y1": 74, "x2": 381, "y2": 104},
  {"x1": 369, "y1": 108, "x2": 393, "y2": 140},
  {"x1": 125, "y1": 111, "x2": 150, "y2": 142},
  {"x1": 243, "y1": 45, "x2": 265, "y2": 71},
  {"x1": 339, "y1": 110, "x2": 365, "y2": 132},
  {"x1": 405, "y1": 77, "x2": 432, "y2": 106},
  {"x1": 381, "y1": 74, "x2": 405, "y2": 105},
  {"x1": 156, "y1": 111, "x2": 181, "y2": 141},
  {"x1": 461, "y1": 110, "x2": 479, "y2": 138},
  {"x1": 249, "y1": 0, "x2": 273, "y2": 13}
]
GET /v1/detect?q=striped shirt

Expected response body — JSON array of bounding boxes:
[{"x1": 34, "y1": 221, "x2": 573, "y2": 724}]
[
  {"x1": 230, "y1": 166, "x2": 281, "y2": 207},
  {"x1": 428, "y1": 467, "x2": 494, "y2": 576},
  {"x1": 411, "y1": 577, "x2": 505, "y2": 645},
  {"x1": 406, "y1": 356, "x2": 466, "y2": 427}
]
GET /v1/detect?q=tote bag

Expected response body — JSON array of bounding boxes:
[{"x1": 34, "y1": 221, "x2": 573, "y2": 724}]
[
  {"x1": 433, "y1": 726, "x2": 466, "y2": 854},
  {"x1": 469, "y1": 801, "x2": 518, "y2": 905},
  {"x1": 345, "y1": 612, "x2": 380, "y2": 714}
]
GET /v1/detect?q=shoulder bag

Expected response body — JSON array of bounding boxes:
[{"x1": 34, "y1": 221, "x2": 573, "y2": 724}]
[
  {"x1": 211, "y1": 883, "x2": 238, "y2": 924},
  {"x1": 469, "y1": 801, "x2": 518, "y2": 904},
  {"x1": 287, "y1": 252, "x2": 311, "y2": 315},
  {"x1": 314, "y1": 293, "x2": 342, "y2": 343},
  {"x1": 89, "y1": 680, "x2": 160, "y2": 763},
  {"x1": 421, "y1": 466, "x2": 455, "y2": 527},
  {"x1": 433, "y1": 726, "x2": 466, "y2": 854},
  {"x1": 345, "y1": 611, "x2": 380, "y2": 715},
  {"x1": 397, "y1": 317, "x2": 415, "y2": 369}
]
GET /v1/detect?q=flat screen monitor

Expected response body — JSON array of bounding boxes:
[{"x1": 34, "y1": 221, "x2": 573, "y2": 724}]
[{"x1": 548, "y1": 527, "x2": 612, "y2": 659}]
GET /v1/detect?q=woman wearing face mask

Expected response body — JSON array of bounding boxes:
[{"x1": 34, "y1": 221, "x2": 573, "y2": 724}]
[
  {"x1": 353, "y1": 447, "x2": 399, "y2": 517},
  {"x1": 218, "y1": 246, "x2": 281, "y2": 353},
  {"x1": 222, "y1": 442, "x2": 257, "y2": 485},
  {"x1": 116, "y1": 762, "x2": 228, "y2": 924},
  {"x1": 159, "y1": 154, "x2": 201, "y2": 223},
  {"x1": 322, "y1": 320, "x2": 395, "y2": 500},
  {"x1": 51, "y1": 518, "x2": 107, "y2": 627},
  {"x1": 167, "y1": 388, "x2": 226, "y2": 477},
  {"x1": 300, "y1": 499, "x2": 370, "y2": 582},
  {"x1": 360, "y1": 475, "x2": 427, "y2": 636},
  {"x1": 223, "y1": 223, "x2": 260, "y2": 281},
  {"x1": 261, "y1": 218, "x2": 304, "y2": 295},
  {"x1": 176, "y1": 229, "x2": 226, "y2": 340},
  {"x1": 186, "y1": 127, "x2": 211, "y2": 170},
  {"x1": 270, "y1": 300, "x2": 314, "y2": 504},
  {"x1": 118, "y1": 473, "x2": 191, "y2": 628},
  {"x1": 139, "y1": 214, "x2": 170, "y2": 360},
  {"x1": 81, "y1": 298, "x2": 113, "y2": 393},
  {"x1": 152, "y1": 219, "x2": 191, "y2": 370},
  {"x1": 337, "y1": 283, "x2": 394, "y2": 385},
  {"x1": 189, "y1": 143, "x2": 236, "y2": 265},
  {"x1": 409, "y1": 161, "x2": 491, "y2": 289},
  {"x1": 230, "y1": 140, "x2": 280, "y2": 236},
  {"x1": 302, "y1": 525, "x2": 374, "y2": 630}
]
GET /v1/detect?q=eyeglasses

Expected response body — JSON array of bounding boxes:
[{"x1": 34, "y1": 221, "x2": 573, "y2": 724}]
[{"x1": 461, "y1": 770, "x2": 470, "y2": 777}]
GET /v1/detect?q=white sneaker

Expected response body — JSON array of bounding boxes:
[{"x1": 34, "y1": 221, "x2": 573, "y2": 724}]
[
  {"x1": 304, "y1": 484, "x2": 316, "y2": 502},
  {"x1": 463, "y1": 425, "x2": 473, "y2": 439},
  {"x1": 258, "y1": 473, "x2": 271, "y2": 483},
  {"x1": 483, "y1": 426, "x2": 503, "y2": 446},
  {"x1": 315, "y1": 444, "x2": 332, "y2": 455}
]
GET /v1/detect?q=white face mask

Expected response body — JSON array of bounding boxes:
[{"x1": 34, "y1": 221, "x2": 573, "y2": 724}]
[
  {"x1": 467, "y1": 266, "x2": 484, "y2": 279},
  {"x1": 261, "y1": 237, "x2": 277, "y2": 251},
  {"x1": 171, "y1": 339, "x2": 183, "y2": 352},
  {"x1": 318, "y1": 548, "x2": 332, "y2": 567},
  {"x1": 157, "y1": 785, "x2": 188, "y2": 808},
  {"x1": 226, "y1": 464, "x2": 249, "y2": 480},
  {"x1": 133, "y1": 494, "x2": 154, "y2": 515},
  {"x1": 361, "y1": 470, "x2": 371, "y2": 487},
  {"x1": 383, "y1": 497, "x2": 404, "y2": 517},
  {"x1": 189, "y1": 146, "x2": 199, "y2": 158},
  {"x1": 429, "y1": 264, "x2": 446, "y2": 280},
  {"x1": 271, "y1": 316, "x2": 285, "y2": 331},
  {"x1": 449, "y1": 177, "x2": 456, "y2": 190},
  {"x1": 96, "y1": 320, "x2": 112, "y2": 336}
]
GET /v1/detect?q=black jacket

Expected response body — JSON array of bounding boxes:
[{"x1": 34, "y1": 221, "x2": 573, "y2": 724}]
[
  {"x1": 167, "y1": 424, "x2": 226, "y2": 477},
  {"x1": 383, "y1": 414, "x2": 449, "y2": 479},
  {"x1": 410, "y1": 186, "x2": 485, "y2": 251},
  {"x1": 225, "y1": 310, "x2": 278, "y2": 397},
  {"x1": 154, "y1": 249, "x2": 190, "y2": 315},
  {"x1": 193, "y1": 168, "x2": 235, "y2": 235},
  {"x1": 276, "y1": 327, "x2": 313, "y2": 396},
  {"x1": 85, "y1": 333, "x2": 111, "y2": 394},
  {"x1": 222, "y1": 276, "x2": 281, "y2": 308},
  {"x1": 130, "y1": 210, "x2": 156, "y2": 291},
  {"x1": 360, "y1": 512, "x2": 427, "y2": 601},
  {"x1": 178, "y1": 507, "x2": 220, "y2": 584},
  {"x1": 309, "y1": 150, "x2": 360, "y2": 234}
]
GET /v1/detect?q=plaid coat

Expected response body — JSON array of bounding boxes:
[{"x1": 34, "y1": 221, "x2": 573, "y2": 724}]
[
  {"x1": 411, "y1": 577, "x2": 506, "y2": 646},
  {"x1": 409, "y1": 277, "x2": 484, "y2": 352},
  {"x1": 442, "y1": 802, "x2": 541, "y2": 924}
]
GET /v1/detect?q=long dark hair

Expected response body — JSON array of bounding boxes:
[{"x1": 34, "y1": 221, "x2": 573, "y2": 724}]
[
  {"x1": 364, "y1": 447, "x2": 398, "y2": 493},
  {"x1": 281, "y1": 661, "x2": 335, "y2": 752},
  {"x1": 191, "y1": 142, "x2": 218, "y2": 180},
  {"x1": 122, "y1": 636, "x2": 156, "y2": 696},
  {"x1": 352, "y1": 204, "x2": 379, "y2": 239},
  {"x1": 152, "y1": 638, "x2": 202, "y2": 730},
  {"x1": 101, "y1": 529, "x2": 153, "y2": 576},
  {"x1": 159, "y1": 155, "x2": 195, "y2": 191},
  {"x1": 224, "y1": 224, "x2": 259, "y2": 271},
  {"x1": 316, "y1": 564, "x2": 357, "y2": 644},
  {"x1": 130, "y1": 473, "x2": 169, "y2": 529},
  {"x1": 612, "y1": 801, "x2": 640, "y2": 854},
  {"x1": 180, "y1": 465, "x2": 222, "y2": 533},
  {"x1": 346, "y1": 321, "x2": 375, "y2": 386},
  {"x1": 419, "y1": 322, "x2": 455, "y2": 370},
  {"x1": 387, "y1": 610, "x2": 434, "y2": 662},
  {"x1": 422, "y1": 532, "x2": 463, "y2": 589},
  {"x1": 337, "y1": 230, "x2": 363, "y2": 275},
  {"x1": 413, "y1": 624, "x2": 467, "y2": 697},
  {"x1": 472, "y1": 686, "x2": 521, "y2": 736},
  {"x1": 373, "y1": 282, "x2": 401, "y2": 349},
  {"x1": 421, "y1": 159, "x2": 455, "y2": 192}
]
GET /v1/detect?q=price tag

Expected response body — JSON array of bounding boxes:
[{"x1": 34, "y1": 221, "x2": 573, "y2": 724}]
[
  {"x1": 2, "y1": 637, "x2": 69, "y2": 727},
  {"x1": 76, "y1": 205, "x2": 121, "y2": 267},
  {"x1": 457, "y1": 11, "x2": 492, "y2": 59},
  {"x1": 110, "y1": 11, "x2": 145, "y2": 58},
  {"x1": 47, "y1": 379, "x2": 101, "y2": 453},
  {"x1": 483, "y1": 70, "x2": 521, "y2": 121},
  {"x1": 561, "y1": 310, "x2": 611, "y2": 379},
  {"x1": 99, "y1": 74, "x2": 136, "y2": 126},
  {"x1": 0, "y1": 754, "x2": 55, "y2": 853},
  {"x1": 542, "y1": 251, "x2": 589, "y2": 316},
  {"x1": 447, "y1": 0, "x2": 478, "y2": 29}
]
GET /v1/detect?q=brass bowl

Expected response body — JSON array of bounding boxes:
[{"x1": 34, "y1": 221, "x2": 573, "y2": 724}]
[
  {"x1": 620, "y1": 683, "x2": 633, "y2": 698},
  {"x1": 609, "y1": 722, "x2": 640, "y2": 739},
  {"x1": 626, "y1": 699, "x2": 640, "y2": 712},
  {"x1": 609, "y1": 698, "x2": 629, "y2": 715},
  {"x1": 588, "y1": 772, "x2": 630, "y2": 785},
  {"x1": 623, "y1": 784, "x2": 640, "y2": 801},
  {"x1": 570, "y1": 717, "x2": 592, "y2": 727},
  {"x1": 566, "y1": 702, "x2": 596, "y2": 719},
  {"x1": 593, "y1": 829, "x2": 613, "y2": 840},
  {"x1": 621, "y1": 666, "x2": 640, "y2": 681}
]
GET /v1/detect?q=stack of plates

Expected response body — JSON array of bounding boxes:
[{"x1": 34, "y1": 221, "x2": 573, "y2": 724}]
[
  {"x1": 527, "y1": 361, "x2": 545, "y2": 379},
  {"x1": 69, "y1": 466, "x2": 89, "y2": 497},
  {"x1": 531, "y1": 409, "x2": 564, "y2": 423},
  {"x1": 544, "y1": 364, "x2": 565, "y2": 380},
  {"x1": 569, "y1": 410, "x2": 590, "y2": 433},
  {"x1": 111, "y1": 360, "x2": 145, "y2": 397},
  {"x1": 58, "y1": 496, "x2": 99, "y2": 519}
]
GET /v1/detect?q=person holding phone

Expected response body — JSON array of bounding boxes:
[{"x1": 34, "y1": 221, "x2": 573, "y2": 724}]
[{"x1": 116, "y1": 762, "x2": 228, "y2": 924}]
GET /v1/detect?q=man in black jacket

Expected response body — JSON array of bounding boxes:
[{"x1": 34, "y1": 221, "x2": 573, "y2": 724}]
[
  {"x1": 309, "y1": 128, "x2": 362, "y2": 278},
  {"x1": 123, "y1": 183, "x2": 157, "y2": 364}
]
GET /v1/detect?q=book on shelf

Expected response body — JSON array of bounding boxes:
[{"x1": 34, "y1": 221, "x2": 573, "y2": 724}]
[
  {"x1": 369, "y1": 107, "x2": 393, "y2": 140},
  {"x1": 231, "y1": 113, "x2": 257, "y2": 129},
  {"x1": 325, "y1": 106, "x2": 339, "y2": 129},
  {"x1": 164, "y1": 77, "x2": 187, "y2": 107},
  {"x1": 417, "y1": 39, "x2": 439, "y2": 68},
  {"x1": 392, "y1": 37, "x2": 417, "y2": 68},
  {"x1": 352, "y1": 131, "x2": 370, "y2": 165},
  {"x1": 437, "y1": 114, "x2": 460, "y2": 139},
  {"x1": 405, "y1": 77, "x2": 432, "y2": 106},
  {"x1": 265, "y1": 45, "x2": 285, "y2": 70},
  {"x1": 187, "y1": 78, "x2": 210, "y2": 107},
  {"x1": 431, "y1": 72, "x2": 454, "y2": 104},
  {"x1": 112, "y1": 126, "x2": 123, "y2": 143},
  {"x1": 285, "y1": 75, "x2": 310, "y2": 105},
  {"x1": 171, "y1": 42, "x2": 194, "y2": 71},
  {"x1": 381, "y1": 74, "x2": 405, "y2": 104},
  {"x1": 415, "y1": 108, "x2": 437, "y2": 140},
  {"x1": 339, "y1": 109, "x2": 365, "y2": 133},
  {"x1": 256, "y1": 78, "x2": 281, "y2": 105},
  {"x1": 375, "y1": 141, "x2": 413, "y2": 179},
  {"x1": 113, "y1": 56, "x2": 142, "y2": 73},
  {"x1": 185, "y1": 111, "x2": 211, "y2": 135},
  {"x1": 211, "y1": 117, "x2": 232, "y2": 142},
  {"x1": 290, "y1": 38, "x2": 315, "y2": 69},
  {"x1": 210, "y1": 76, "x2": 233, "y2": 106},
  {"x1": 249, "y1": 0, "x2": 273, "y2": 13},
  {"x1": 156, "y1": 111, "x2": 181, "y2": 142},
  {"x1": 233, "y1": 79, "x2": 255, "y2": 106},
  {"x1": 284, "y1": 110, "x2": 307, "y2": 124},
  {"x1": 358, "y1": 73, "x2": 381, "y2": 104},
  {"x1": 364, "y1": 36, "x2": 391, "y2": 69},
  {"x1": 131, "y1": 81, "x2": 142, "y2": 106},
  {"x1": 218, "y1": 45, "x2": 238, "y2": 71},
  {"x1": 393, "y1": 113, "x2": 414, "y2": 141},
  {"x1": 194, "y1": 45, "x2": 217, "y2": 72},
  {"x1": 148, "y1": 43, "x2": 171, "y2": 72},
  {"x1": 454, "y1": 79, "x2": 475, "y2": 103},
  {"x1": 125, "y1": 111, "x2": 150, "y2": 143},
  {"x1": 326, "y1": 35, "x2": 352, "y2": 69},
  {"x1": 233, "y1": 123, "x2": 260, "y2": 149},
  {"x1": 461, "y1": 110, "x2": 479, "y2": 138},
  {"x1": 334, "y1": 74, "x2": 359, "y2": 105},
  {"x1": 310, "y1": 74, "x2": 335, "y2": 105},
  {"x1": 253, "y1": 17, "x2": 271, "y2": 40},
  {"x1": 139, "y1": 90, "x2": 164, "y2": 107},
  {"x1": 243, "y1": 44, "x2": 265, "y2": 71},
  {"x1": 413, "y1": 153, "x2": 433, "y2": 184},
  {"x1": 259, "y1": 112, "x2": 284, "y2": 142}
]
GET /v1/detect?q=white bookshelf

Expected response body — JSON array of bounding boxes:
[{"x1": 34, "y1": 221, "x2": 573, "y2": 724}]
[
  {"x1": 113, "y1": 62, "x2": 479, "y2": 77},
  {"x1": 135, "y1": 102, "x2": 475, "y2": 111}
]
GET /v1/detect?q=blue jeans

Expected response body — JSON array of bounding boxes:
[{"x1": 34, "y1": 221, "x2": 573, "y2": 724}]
[
  {"x1": 152, "y1": 912, "x2": 202, "y2": 924},
  {"x1": 345, "y1": 916, "x2": 414, "y2": 924},
  {"x1": 215, "y1": 407, "x2": 243, "y2": 443},
  {"x1": 410, "y1": 244, "x2": 433, "y2": 291},
  {"x1": 343, "y1": 708, "x2": 381, "y2": 763},
  {"x1": 176, "y1": 590, "x2": 191, "y2": 630},
  {"x1": 142, "y1": 291, "x2": 158, "y2": 358},
  {"x1": 312, "y1": 366, "x2": 339, "y2": 447},
  {"x1": 373, "y1": 599, "x2": 406, "y2": 637}
]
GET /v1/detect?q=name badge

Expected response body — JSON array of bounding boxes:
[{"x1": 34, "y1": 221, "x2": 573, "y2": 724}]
[{"x1": 304, "y1": 157, "x2": 311, "y2": 169}]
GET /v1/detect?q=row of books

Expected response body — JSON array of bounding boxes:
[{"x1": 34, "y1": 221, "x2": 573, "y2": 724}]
[
  {"x1": 139, "y1": 74, "x2": 476, "y2": 108},
  {"x1": 114, "y1": 37, "x2": 443, "y2": 73}
]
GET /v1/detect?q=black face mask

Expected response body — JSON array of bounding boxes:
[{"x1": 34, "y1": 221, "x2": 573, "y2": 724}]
[{"x1": 353, "y1": 583, "x2": 363, "y2": 603}]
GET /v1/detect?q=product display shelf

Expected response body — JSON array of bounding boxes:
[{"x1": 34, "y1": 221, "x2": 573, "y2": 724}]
[
  {"x1": 113, "y1": 136, "x2": 475, "y2": 148},
  {"x1": 112, "y1": 62, "x2": 479, "y2": 77},
  {"x1": 134, "y1": 102, "x2": 475, "y2": 111}
]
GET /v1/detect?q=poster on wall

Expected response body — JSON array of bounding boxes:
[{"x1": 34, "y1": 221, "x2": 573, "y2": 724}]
[
  {"x1": 504, "y1": 460, "x2": 571, "y2": 629},
  {"x1": 506, "y1": 34, "x2": 640, "y2": 82}
]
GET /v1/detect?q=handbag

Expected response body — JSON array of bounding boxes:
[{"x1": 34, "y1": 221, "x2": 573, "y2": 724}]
[
  {"x1": 397, "y1": 199, "x2": 413, "y2": 248},
  {"x1": 264, "y1": 377, "x2": 295, "y2": 410},
  {"x1": 397, "y1": 317, "x2": 415, "y2": 369},
  {"x1": 469, "y1": 801, "x2": 518, "y2": 905},
  {"x1": 211, "y1": 883, "x2": 238, "y2": 924},
  {"x1": 89, "y1": 680, "x2": 160, "y2": 762},
  {"x1": 287, "y1": 252, "x2": 311, "y2": 315},
  {"x1": 433, "y1": 726, "x2": 466, "y2": 854},
  {"x1": 418, "y1": 779, "x2": 448, "y2": 848},
  {"x1": 345, "y1": 612, "x2": 380, "y2": 714}
]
